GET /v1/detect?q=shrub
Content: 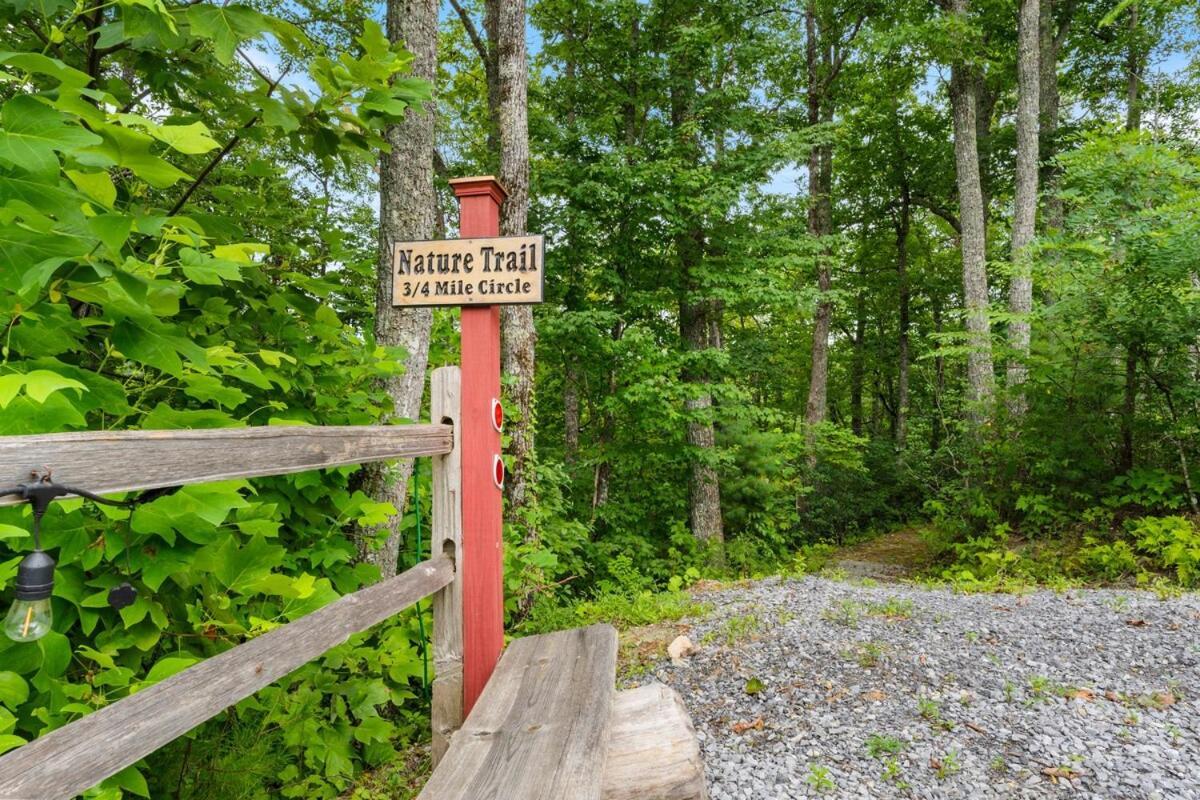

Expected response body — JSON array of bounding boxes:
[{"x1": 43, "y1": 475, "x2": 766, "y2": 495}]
[{"x1": 1128, "y1": 516, "x2": 1200, "y2": 587}]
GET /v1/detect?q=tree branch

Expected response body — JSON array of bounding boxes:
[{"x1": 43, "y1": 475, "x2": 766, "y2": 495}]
[
  {"x1": 909, "y1": 193, "x2": 961, "y2": 235},
  {"x1": 167, "y1": 70, "x2": 288, "y2": 217},
  {"x1": 447, "y1": 0, "x2": 490, "y2": 67}
]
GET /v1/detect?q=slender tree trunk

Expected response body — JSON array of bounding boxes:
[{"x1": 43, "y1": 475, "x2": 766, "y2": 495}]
[
  {"x1": 492, "y1": 0, "x2": 537, "y2": 536},
  {"x1": 850, "y1": 284, "x2": 865, "y2": 438},
  {"x1": 1118, "y1": 3, "x2": 1142, "y2": 474},
  {"x1": 947, "y1": 3, "x2": 995, "y2": 422},
  {"x1": 1125, "y1": 2, "x2": 1142, "y2": 132},
  {"x1": 1120, "y1": 346, "x2": 1137, "y2": 473},
  {"x1": 361, "y1": 0, "x2": 438, "y2": 577},
  {"x1": 564, "y1": 359, "x2": 580, "y2": 463},
  {"x1": 1006, "y1": 0, "x2": 1040, "y2": 417},
  {"x1": 896, "y1": 185, "x2": 911, "y2": 449},
  {"x1": 803, "y1": 0, "x2": 834, "y2": 443},
  {"x1": 931, "y1": 299, "x2": 946, "y2": 453},
  {"x1": 1038, "y1": 0, "x2": 1074, "y2": 230}
]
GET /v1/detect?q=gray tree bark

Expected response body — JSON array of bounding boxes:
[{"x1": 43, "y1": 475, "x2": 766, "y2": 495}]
[
  {"x1": 360, "y1": 0, "x2": 438, "y2": 577},
  {"x1": 948, "y1": 0, "x2": 995, "y2": 422},
  {"x1": 491, "y1": 0, "x2": 537, "y2": 536},
  {"x1": 895, "y1": 185, "x2": 911, "y2": 449},
  {"x1": 1006, "y1": 0, "x2": 1040, "y2": 418},
  {"x1": 1038, "y1": 0, "x2": 1074, "y2": 231},
  {"x1": 803, "y1": 0, "x2": 834, "y2": 442}
]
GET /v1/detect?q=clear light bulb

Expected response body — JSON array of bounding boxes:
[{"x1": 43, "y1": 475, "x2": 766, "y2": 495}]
[
  {"x1": 4, "y1": 598, "x2": 51, "y2": 642},
  {"x1": 4, "y1": 549, "x2": 55, "y2": 643}
]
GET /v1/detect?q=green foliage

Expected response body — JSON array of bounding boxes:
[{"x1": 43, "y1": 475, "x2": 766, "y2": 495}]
[
  {"x1": 0, "y1": 0, "x2": 434, "y2": 794},
  {"x1": 1128, "y1": 516, "x2": 1200, "y2": 587}
]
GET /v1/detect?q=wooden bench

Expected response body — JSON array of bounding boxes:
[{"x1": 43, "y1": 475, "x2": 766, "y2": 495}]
[{"x1": 418, "y1": 624, "x2": 707, "y2": 800}]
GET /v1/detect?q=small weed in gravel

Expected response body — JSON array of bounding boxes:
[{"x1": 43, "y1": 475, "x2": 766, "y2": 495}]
[
  {"x1": 822, "y1": 599, "x2": 863, "y2": 627},
  {"x1": 804, "y1": 764, "x2": 835, "y2": 792},
  {"x1": 865, "y1": 734, "x2": 904, "y2": 758},
  {"x1": 867, "y1": 597, "x2": 915, "y2": 619},
  {"x1": 931, "y1": 751, "x2": 961, "y2": 780},
  {"x1": 720, "y1": 613, "x2": 763, "y2": 645},
  {"x1": 882, "y1": 758, "x2": 909, "y2": 789}
]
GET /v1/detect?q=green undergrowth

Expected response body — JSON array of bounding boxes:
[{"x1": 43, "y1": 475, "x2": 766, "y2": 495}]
[{"x1": 913, "y1": 511, "x2": 1200, "y2": 596}]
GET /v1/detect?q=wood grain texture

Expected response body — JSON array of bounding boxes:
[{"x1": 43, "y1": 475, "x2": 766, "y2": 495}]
[
  {"x1": 430, "y1": 366, "x2": 464, "y2": 765},
  {"x1": 418, "y1": 624, "x2": 618, "y2": 800},
  {"x1": 603, "y1": 683, "x2": 708, "y2": 800},
  {"x1": 0, "y1": 558, "x2": 454, "y2": 800},
  {"x1": 0, "y1": 424, "x2": 452, "y2": 506}
]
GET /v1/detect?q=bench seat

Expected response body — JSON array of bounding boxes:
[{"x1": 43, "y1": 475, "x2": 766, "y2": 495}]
[{"x1": 418, "y1": 624, "x2": 706, "y2": 800}]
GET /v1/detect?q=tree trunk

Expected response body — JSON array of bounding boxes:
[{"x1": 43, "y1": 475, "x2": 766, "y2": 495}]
[
  {"x1": 1125, "y1": 2, "x2": 1142, "y2": 132},
  {"x1": 360, "y1": 0, "x2": 438, "y2": 577},
  {"x1": 679, "y1": 240, "x2": 724, "y2": 546},
  {"x1": 803, "y1": 0, "x2": 834, "y2": 442},
  {"x1": 947, "y1": 3, "x2": 995, "y2": 422},
  {"x1": 895, "y1": 185, "x2": 911, "y2": 449},
  {"x1": 564, "y1": 359, "x2": 580, "y2": 463},
  {"x1": 1006, "y1": 0, "x2": 1040, "y2": 418},
  {"x1": 931, "y1": 299, "x2": 946, "y2": 453},
  {"x1": 850, "y1": 283, "x2": 865, "y2": 438},
  {"x1": 1038, "y1": 0, "x2": 1073, "y2": 230},
  {"x1": 492, "y1": 0, "x2": 537, "y2": 537},
  {"x1": 1120, "y1": 346, "x2": 1137, "y2": 473}
]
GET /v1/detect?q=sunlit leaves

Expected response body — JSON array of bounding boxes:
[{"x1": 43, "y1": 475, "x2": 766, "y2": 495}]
[{"x1": 0, "y1": 97, "x2": 100, "y2": 177}]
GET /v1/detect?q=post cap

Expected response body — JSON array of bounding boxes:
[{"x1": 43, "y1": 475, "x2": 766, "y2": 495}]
[{"x1": 448, "y1": 175, "x2": 508, "y2": 204}]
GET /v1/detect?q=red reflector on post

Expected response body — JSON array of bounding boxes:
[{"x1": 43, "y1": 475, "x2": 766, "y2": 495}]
[
  {"x1": 491, "y1": 398, "x2": 503, "y2": 432},
  {"x1": 492, "y1": 454, "x2": 505, "y2": 489}
]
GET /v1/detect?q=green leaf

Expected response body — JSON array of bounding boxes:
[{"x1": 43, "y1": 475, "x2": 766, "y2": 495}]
[
  {"x1": 0, "y1": 525, "x2": 28, "y2": 541},
  {"x1": 0, "y1": 96, "x2": 101, "y2": 177},
  {"x1": 0, "y1": 672, "x2": 29, "y2": 708},
  {"x1": 744, "y1": 677, "x2": 765, "y2": 695},
  {"x1": 22, "y1": 369, "x2": 87, "y2": 403},
  {"x1": 78, "y1": 123, "x2": 189, "y2": 188},
  {"x1": 0, "y1": 734, "x2": 25, "y2": 756},
  {"x1": 186, "y1": 5, "x2": 270, "y2": 65},
  {"x1": 0, "y1": 376, "x2": 22, "y2": 409},
  {"x1": 111, "y1": 318, "x2": 208, "y2": 377},
  {"x1": 144, "y1": 655, "x2": 199, "y2": 685},
  {"x1": 65, "y1": 169, "x2": 116, "y2": 208},
  {"x1": 87, "y1": 214, "x2": 133, "y2": 255}
]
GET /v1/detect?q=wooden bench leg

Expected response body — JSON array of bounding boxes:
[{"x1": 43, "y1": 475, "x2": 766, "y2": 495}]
[{"x1": 603, "y1": 682, "x2": 708, "y2": 800}]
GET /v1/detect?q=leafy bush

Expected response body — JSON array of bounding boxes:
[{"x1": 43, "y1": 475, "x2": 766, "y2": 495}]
[
  {"x1": 1078, "y1": 536, "x2": 1140, "y2": 581},
  {"x1": 1129, "y1": 516, "x2": 1200, "y2": 587}
]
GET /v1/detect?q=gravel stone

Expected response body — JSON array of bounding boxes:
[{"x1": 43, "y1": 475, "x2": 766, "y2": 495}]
[{"x1": 641, "y1": 576, "x2": 1200, "y2": 799}]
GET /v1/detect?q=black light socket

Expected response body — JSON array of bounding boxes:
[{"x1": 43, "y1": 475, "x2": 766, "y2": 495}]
[{"x1": 14, "y1": 550, "x2": 55, "y2": 601}]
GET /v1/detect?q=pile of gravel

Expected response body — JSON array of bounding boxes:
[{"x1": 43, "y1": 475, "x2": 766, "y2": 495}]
[{"x1": 643, "y1": 576, "x2": 1200, "y2": 799}]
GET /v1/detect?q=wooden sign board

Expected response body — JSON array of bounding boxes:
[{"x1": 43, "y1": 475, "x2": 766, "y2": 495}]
[{"x1": 391, "y1": 235, "x2": 544, "y2": 307}]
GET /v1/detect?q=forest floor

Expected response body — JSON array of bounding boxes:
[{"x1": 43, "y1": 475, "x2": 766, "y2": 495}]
[
  {"x1": 830, "y1": 526, "x2": 938, "y2": 581},
  {"x1": 639, "y1": 574, "x2": 1200, "y2": 800}
]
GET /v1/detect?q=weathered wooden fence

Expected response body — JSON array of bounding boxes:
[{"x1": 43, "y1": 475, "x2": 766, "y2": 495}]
[{"x1": 0, "y1": 366, "x2": 467, "y2": 800}]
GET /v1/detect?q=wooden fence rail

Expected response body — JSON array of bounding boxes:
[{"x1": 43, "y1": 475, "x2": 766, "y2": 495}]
[
  {"x1": 0, "y1": 366, "x2": 467, "y2": 798},
  {"x1": 0, "y1": 424, "x2": 453, "y2": 505},
  {"x1": 0, "y1": 557, "x2": 454, "y2": 800}
]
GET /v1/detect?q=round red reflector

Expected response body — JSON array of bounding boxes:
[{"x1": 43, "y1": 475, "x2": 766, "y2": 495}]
[
  {"x1": 492, "y1": 454, "x2": 505, "y2": 489},
  {"x1": 491, "y1": 398, "x2": 504, "y2": 432}
]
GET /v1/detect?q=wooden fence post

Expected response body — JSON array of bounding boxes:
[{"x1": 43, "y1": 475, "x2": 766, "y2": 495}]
[
  {"x1": 430, "y1": 366, "x2": 463, "y2": 764},
  {"x1": 449, "y1": 177, "x2": 507, "y2": 716}
]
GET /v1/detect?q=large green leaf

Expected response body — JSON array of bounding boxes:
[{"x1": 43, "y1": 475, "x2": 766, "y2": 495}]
[
  {"x1": 0, "y1": 96, "x2": 101, "y2": 177},
  {"x1": 111, "y1": 318, "x2": 208, "y2": 377},
  {"x1": 186, "y1": 5, "x2": 270, "y2": 65}
]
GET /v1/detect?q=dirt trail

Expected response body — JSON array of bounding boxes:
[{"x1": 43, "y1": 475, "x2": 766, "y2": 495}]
[{"x1": 831, "y1": 526, "x2": 937, "y2": 580}]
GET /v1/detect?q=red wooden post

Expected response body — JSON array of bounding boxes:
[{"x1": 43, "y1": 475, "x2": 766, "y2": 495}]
[{"x1": 449, "y1": 176, "x2": 506, "y2": 715}]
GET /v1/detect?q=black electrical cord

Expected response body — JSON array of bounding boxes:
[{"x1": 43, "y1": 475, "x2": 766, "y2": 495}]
[{"x1": 2, "y1": 473, "x2": 181, "y2": 608}]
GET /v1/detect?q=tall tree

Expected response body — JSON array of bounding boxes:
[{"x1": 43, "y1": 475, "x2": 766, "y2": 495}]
[
  {"x1": 449, "y1": 0, "x2": 537, "y2": 534},
  {"x1": 946, "y1": 0, "x2": 995, "y2": 421},
  {"x1": 361, "y1": 0, "x2": 439, "y2": 576},
  {"x1": 493, "y1": 0, "x2": 538, "y2": 534},
  {"x1": 802, "y1": 1, "x2": 863, "y2": 440},
  {"x1": 1006, "y1": 0, "x2": 1040, "y2": 416},
  {"x1": 1038, "y1": 0, "x2": 1076, "y2": 230}
]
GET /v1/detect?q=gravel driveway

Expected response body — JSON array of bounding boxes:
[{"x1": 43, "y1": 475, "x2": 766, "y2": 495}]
[{"x1": 647, "y1": 576, "x2": 1200, "y2": 800}]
